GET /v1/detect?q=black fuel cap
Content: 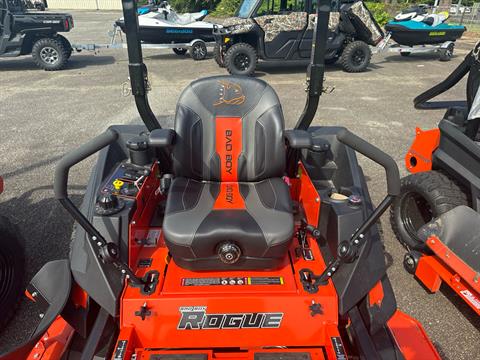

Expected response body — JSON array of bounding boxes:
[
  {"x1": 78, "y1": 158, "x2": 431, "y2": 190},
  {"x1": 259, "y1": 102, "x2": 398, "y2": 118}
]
[
  {"x1": 218, "y1": 242, "x2": 241, "y2": 264},
  {"x1": 95, "y1": 193, "x2": 125, "y2": 215}
]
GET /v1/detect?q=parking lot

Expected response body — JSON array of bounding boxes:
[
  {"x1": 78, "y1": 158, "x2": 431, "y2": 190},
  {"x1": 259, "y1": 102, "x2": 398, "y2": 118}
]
[{"x1": 0, "y1": 9, "x2": 479, "y2": 358}]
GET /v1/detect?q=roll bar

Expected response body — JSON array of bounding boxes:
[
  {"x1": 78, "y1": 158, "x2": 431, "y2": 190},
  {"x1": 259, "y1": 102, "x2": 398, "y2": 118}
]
[{"x1": 294, "y1": 0, "x2": 332, "y2": 130}]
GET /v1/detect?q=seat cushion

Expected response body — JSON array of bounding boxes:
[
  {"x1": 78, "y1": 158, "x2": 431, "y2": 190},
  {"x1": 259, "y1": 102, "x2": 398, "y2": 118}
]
[
  {"x1": 418, "y1": 206, "x2": 480, "y2": 273},
  {"x1": 163, "y1": 177, "x2": 294, "y2": 270}
]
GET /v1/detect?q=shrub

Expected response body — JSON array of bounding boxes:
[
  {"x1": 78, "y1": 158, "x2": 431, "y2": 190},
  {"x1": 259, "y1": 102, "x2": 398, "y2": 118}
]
[
  {"x1": 365, "y1": 2, "x2": 392, "y2": 26},
  {"x1": 211, "y1": 0, "x2": 241, "y2": 17}
]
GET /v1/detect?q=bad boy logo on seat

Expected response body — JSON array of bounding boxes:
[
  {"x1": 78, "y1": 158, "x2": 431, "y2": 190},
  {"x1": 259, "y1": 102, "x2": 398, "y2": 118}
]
[
  {"x1": 214, "y1": 80, "x2": 246, "y2": 106},
  {"x1": 177, "y1": 306, "x2": 284, "y2": 330}
]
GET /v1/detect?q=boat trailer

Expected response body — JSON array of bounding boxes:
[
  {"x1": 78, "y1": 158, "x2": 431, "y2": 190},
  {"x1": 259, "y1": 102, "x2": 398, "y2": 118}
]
[
  {"x1": 373, "y1": 32, "x2": 456, "y2": 62},
  {"x1": 70, "y1": 23, "x2": 215, "y2": 60}
]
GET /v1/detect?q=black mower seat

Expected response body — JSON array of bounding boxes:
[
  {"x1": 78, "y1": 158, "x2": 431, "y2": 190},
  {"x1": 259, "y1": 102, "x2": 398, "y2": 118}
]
[
  {"x1": 418, "y1": 206, "x2": 480, "y2": 273},
  {"x1": 162, "y1": 76, "x2": 294, "y2": 270}
]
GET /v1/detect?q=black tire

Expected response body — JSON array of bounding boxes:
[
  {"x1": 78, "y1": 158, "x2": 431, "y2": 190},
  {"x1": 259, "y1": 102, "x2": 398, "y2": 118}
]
[
  {"x1": 225, "y1": 42, "x2": 257, "y2": 76},
  {"x1": 32, "y1": 37, "x2": 69, "y2": 71},
  {"x1": 390, "y1": 171, "x2": 468, "y2": 252},
  {"x1": 400, "y1": 52, "x2": 411, "y2": 57},
  {"x1": 439, "y1": 43, "x2": 455, "y2": 62},
  {"x1": 57, "y1": 34, "x2": 72, "y2": 59},
  {"x1": 214, "y1": 43, "x2": 225, "y2": 67},
  {"x1": 340, "y1": 40, "x2": 371, "y2": 73},
  {"x1": 173, "y1": 48, "x2": 187, "y2": 56},
  {"x1": 0, "y1": 216, "x2": 25, "y2": 330},
  {"x1": 189, "y1": 41, "x2": 207, "y2": 61}
]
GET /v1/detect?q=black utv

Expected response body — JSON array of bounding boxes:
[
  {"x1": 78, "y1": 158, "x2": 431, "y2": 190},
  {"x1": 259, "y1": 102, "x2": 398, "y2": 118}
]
[
  {"x1": 213, "y1": 0, "x2": 383, "y2": 75},
  {"x1": 0, "y1": 0, "x2": 73, "y2": 70}
]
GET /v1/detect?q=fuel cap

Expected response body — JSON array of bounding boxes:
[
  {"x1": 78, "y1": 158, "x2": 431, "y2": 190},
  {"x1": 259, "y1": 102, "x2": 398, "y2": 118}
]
[
  {"x1": 217, "y1": 242, "x2": 241, "y2": 264},
  {"x1": 95, "y1": 193, "x2": 125, "y2": 215}
]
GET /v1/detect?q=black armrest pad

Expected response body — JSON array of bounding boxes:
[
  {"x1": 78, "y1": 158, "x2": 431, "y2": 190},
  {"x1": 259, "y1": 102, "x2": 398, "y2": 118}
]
[
  {"x1": 148, "y1": 128, "x2": 175, "y2": 147},
  {"x1": 284, "y1": 129, "x2": 312, "y2": 149}
]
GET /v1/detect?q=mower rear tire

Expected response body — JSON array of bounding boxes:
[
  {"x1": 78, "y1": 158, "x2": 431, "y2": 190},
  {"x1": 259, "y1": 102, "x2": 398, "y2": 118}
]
[
  {"x1": 214, "y1": 44, "x2": 225, "y2": 67},
  {"x1": 225, "y1": 42, "x2": 257, "y2": 76},
  {"x1": 340, "y1": 40, "x2": 371, "y2": 73},
  {"x1": 390, "y1": 171, "x2": 468, "y2": 252},
  {"x1": 32, "y1": 37, "x2": 70, "y2": 71},
  {"x1": 190, "y1": 40, "x2": 207, "y2": 61},
  {"x1": 0, "y1": 216, "x2": 25, "y2": 330}
]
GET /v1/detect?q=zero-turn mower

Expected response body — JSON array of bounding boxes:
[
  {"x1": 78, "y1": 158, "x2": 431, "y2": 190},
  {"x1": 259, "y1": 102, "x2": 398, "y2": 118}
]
[
  {"x1": 390, "y1": 42, "x2": 480, "y2": 316},
  {"x1": 1, "y1": 0, "x2": 440, "y2": 359}
]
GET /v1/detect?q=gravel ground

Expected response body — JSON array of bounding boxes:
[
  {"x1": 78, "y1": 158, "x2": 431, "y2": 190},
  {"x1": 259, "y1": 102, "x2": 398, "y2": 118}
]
[{"x1": 0, "y1": 10, "x2": 479, "y2": 358}]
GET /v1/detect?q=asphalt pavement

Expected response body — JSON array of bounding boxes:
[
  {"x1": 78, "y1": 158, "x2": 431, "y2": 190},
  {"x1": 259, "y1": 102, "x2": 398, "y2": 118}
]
[{"x1": 0, "y1": 10, "x2": 479, "y2": 358}]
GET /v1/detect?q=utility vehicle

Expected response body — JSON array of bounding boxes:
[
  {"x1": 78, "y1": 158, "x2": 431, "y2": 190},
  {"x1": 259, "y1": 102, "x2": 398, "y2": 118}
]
[
  {"x1": 213, "y1": 0, "x2": 383, "y2": 76},
  {"x1": 390, "y1": 42, "x2": 480, "y2": 316},
  {"x1": 0, "y1": 176, "x2": 25, "y2": 331},
  {"x1": 0, "y1": 0, "x2": 73, "y2": 70},
  {"x1": 2, "y1": 0, "x2": 440, "y2": 358}
]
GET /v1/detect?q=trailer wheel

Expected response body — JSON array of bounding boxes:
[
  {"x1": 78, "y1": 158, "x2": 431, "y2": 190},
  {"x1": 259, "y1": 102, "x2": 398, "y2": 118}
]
[
  {"x1": 390, "y1": 171, "x2": 468, "y2": 252},
  {"x1": 214, "y1": 44, "x2": 225, "y2": 67},
  {"x1": 173, "y1": 48, "x2": 187, "y2": 56},
  {"x1": 439, "y1": 43, "x2": 454, "y2": 62},
  {"x1": 190, "y1": 41, "x2": 207, "y2": 61},
  {"x1": 340, "y1": 41, "x2": 371, "y2": 73},
  {"x1": 32, "y1": 37, "x2": 69, "y2": 71},
  {"x1": 225, "y1": 42, "x2": 257, "y2": 76},
  {"x1": 0, "y1": 216, "x2": 25, "y2": 329}
]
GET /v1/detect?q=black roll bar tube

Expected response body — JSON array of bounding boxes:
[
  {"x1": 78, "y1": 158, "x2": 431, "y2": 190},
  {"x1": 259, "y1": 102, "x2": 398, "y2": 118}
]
[{"x1": 294, "y1": 0, "x2": 331, "y2": 130}]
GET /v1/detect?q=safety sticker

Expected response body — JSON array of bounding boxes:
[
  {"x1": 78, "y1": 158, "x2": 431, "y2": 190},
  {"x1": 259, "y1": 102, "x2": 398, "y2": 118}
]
[
  {"x1": 181, "y1": 277, "x2": 284, "y2": 286},
  {"x1": 460, "y1": 289, "x2": 480, "y2": 310},
  {"x1": 113, "y1": 340, "x2": 128, "y2": 360},
  {"x1": 331, "y1": 337, "x2": 347, "y2": 360}
]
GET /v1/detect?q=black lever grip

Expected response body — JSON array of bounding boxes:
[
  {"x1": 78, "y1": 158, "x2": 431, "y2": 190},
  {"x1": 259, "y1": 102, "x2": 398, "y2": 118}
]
[
  {"x1": 336, "y1": 128, "x2": 400, "y2": 196},
  {"x1": 54, "y1": 128, "x2": 118, "y2": 200}
]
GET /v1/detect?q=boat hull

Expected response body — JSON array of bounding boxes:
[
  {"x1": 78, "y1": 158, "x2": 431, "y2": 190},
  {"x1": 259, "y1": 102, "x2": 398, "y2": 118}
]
[
  {"x1": 385, "y1": 22, "x2": 466, "y2": 46},
  {"x1": 116, "y1": 20, "x2": 215, "y2": 44}
]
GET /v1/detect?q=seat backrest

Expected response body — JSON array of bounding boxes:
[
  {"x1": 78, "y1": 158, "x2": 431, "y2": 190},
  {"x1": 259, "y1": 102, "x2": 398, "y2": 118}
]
[{"x1": 173, "y1": 75, "x2": 286, "y2": 182}]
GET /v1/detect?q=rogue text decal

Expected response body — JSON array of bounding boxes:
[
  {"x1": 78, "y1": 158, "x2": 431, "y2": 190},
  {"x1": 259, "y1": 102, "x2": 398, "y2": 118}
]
[{"x1": 177, "y1": 306, "x2": 283, "y2": 330}]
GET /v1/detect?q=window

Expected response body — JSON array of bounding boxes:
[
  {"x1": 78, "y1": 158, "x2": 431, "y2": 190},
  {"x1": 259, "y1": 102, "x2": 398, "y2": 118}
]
[{"x1": 256, "y1": 0, "x2": 306, "y2": 16}]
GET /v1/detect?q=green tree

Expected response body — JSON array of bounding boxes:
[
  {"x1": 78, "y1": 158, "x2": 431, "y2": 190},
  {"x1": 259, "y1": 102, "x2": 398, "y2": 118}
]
[{"x1": 212, "y1": 0, "x2": 241, "y2": 16}]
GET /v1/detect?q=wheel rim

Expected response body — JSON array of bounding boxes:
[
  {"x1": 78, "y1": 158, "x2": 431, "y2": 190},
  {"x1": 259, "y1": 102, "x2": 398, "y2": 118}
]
[
  {"x1": 234, "y1": 53, "x2": 250, "y2": 71},
  {"x1": 40, "y1": 46, "x2": 59, "y2": 64},
  {"x1": 193, "y1": 45, "x2": 206, "y2": 58},
  {"x1": 0, "y1": 248, "x2": 15, "y2": 303},
  {"x1": 352, "y1": 49, "x2": 366, "y2": 66},
  {"x1": 400, "y1": 192, "x2": 433, "y2": 240}
]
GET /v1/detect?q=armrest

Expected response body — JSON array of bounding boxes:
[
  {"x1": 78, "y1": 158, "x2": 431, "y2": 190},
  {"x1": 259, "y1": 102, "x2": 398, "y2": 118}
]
[
  {"x1": 284, "y1": 129, "x2": 312, "y2": 149},
  {"x1": 284, "y1": 130, "x2": 330, "y2": 152},
  {"x1": 148, "y1": 128, "x2": 175, "y2": 147}
]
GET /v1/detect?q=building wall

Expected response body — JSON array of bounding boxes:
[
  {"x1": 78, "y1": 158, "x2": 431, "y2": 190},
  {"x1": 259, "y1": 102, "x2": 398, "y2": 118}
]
[{"x1": 47, "y1": 0, "x2": 123, "y2": 10}]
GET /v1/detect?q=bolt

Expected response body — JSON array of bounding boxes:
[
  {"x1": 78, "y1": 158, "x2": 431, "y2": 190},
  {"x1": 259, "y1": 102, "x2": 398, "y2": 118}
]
[
  {"x1": 121, "y1": 269, "x2": 126, "y2": 274},
  {"x1": 92, "y1": 236, "x2": 97, "y2": 241},
  {"x1": 406, "y1": 257, "x2": 415, "y2": 266},
  {"x1": 331, "y1": 267, "x2": 336, "y2": 272},
  {"x1": 97, "y1": 241, "x2": 102, "y2": 246},
  {"x1": 359, "y1": 234, "x2": 364, "y2": 239},
  {"x1": 39, "y1": 313, "x2": 44, "y2": 319},
  {"x1": 33, "y1": 354, "x2": 40, "y2": 359},
  {"x1": 43, "y1": 336, "x2": 48, "y2": 341},
  {"x1": 474, "y1": 273, "x2": 479, "y2": 283},
  {"x1": 430, "y1": 239, "x2": 435, "y2": 244},
  {"x1": 132, "y1": 221, "x2": 136, "y2": 225},
  {"x1": 354, "y1": 239, "x2": 360, "y2": 245},
  {"x1": 31, "y1": 291, "x2": 38, "y2": 298},
  {"x1": 327, "y1": 272, "x2": 331, "y2": 276},
  {"x1": 315, "y1": 197, "x2": 320, "y2": 203}
]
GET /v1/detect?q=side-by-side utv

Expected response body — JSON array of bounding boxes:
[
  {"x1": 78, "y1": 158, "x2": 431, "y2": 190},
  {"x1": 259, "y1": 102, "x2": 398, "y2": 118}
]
[
  {"x1": 390, "y1": 42, "x2": 480, "y2": 316},
  {"x1": 1, "y1": 0, "x2": 440, "y2": 359},
  {"x1": 0, "y1": 0, "x2": 73, "y2": 70},
  {"x1": 213, "y1": 0, "x2": 383, "y2": 76}
]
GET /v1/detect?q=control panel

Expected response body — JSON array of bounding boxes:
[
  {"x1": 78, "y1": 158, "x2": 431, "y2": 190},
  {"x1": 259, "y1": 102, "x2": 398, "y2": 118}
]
[{"x1": 100, "y1": 162, "x2": 149, "y2": 200}]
